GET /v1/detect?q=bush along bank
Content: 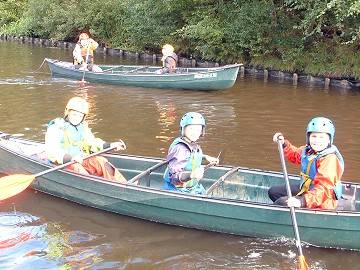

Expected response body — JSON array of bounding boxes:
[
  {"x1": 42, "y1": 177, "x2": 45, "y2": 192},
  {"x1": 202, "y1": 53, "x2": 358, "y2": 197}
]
[{"x1": 1, "y1": 34, "x2": 359, "y2": 91}]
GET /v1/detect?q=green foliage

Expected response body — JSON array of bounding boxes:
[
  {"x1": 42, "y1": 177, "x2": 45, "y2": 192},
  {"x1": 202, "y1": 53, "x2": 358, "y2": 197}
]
[
  {"x1": 110, "y1": 0, "x2": 188, "y2": 51},
  {"x1": 0, "y1": 0, "x2": 27, "y2": 34},
  {"x1": 284, "y1": 0, "x2": 360, "y2": 45}
]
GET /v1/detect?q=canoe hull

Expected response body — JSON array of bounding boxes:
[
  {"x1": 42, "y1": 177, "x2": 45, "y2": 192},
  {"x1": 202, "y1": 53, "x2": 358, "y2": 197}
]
[
  {"x1": 45, "y1": 59, "x2": 240, "y2": 91},
  {"x1": 0, "y1": 135, "x2": 359, "y2": 250}
]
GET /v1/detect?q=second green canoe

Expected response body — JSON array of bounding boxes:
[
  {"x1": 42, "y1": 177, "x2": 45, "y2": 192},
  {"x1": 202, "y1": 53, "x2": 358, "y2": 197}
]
[{"x1": 45, "y1": 58, "x2": 241, "y2": 91}]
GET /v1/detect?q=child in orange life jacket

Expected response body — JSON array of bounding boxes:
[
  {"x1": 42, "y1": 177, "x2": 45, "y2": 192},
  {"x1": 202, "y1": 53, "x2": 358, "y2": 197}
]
[
  {"x1": 45, "y1": 97, "x2": 127, "y2": 183},
  {"x1": 163, "y1": 112, "x2": 219, "y2": 195},
  {"x1": 73, "y1": 33, "x2": 99, "y2": 71},
  {"x1": 268, "y1": 117, "x2": 344, "y2": 210}
]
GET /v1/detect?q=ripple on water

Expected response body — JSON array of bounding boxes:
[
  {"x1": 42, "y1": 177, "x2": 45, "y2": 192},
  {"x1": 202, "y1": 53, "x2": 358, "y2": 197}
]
[{"x1": 0, "y1": 211, "x2": 126, "y2": 270}]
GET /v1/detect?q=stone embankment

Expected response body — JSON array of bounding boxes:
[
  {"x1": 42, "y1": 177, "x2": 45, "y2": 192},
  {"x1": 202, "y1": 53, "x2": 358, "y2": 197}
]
[{"x1": 1, "y1": 34, "x2": 358, "y2": 91}]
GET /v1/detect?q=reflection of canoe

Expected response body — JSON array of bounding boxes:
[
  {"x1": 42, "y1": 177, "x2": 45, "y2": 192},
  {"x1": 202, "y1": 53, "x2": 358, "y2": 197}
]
[
  {"x1": 45, "y1": 58, "x2": 241, "y2": 90},
  {"x1": 0, "y1": 132, "x2": 359, "y2": 250}
]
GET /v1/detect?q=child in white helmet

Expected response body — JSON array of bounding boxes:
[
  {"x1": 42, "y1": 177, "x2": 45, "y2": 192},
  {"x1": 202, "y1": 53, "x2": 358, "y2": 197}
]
[
  {"x1": 45, "y1": 97, "x2": 126, "y2": 183},
  {"x1": 163, "y1": 112, "x2": 219, "y2": 195},
  {"x1": 155, "y1": 44, "x2": 178, "y2": 74},
  {"x1": 269, "y1": 117, "x2": 344, "y2": 209}
]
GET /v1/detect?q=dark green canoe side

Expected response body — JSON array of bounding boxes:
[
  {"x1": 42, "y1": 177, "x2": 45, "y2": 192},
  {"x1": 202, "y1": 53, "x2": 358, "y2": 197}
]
[
  {"x1": 0, "y1": 136, "x2": 359, "y2": 250},
  {"x1": 45, "y1": 58, "x2": 240, "y2": 91}
]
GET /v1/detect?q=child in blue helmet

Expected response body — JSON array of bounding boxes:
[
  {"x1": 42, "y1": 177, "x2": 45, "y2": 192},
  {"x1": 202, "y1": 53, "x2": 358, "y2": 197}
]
[
  {"x1": 268, "y1": 117, "x2": 344, "y2": 209},
  {"x1": 163, "y1": 112, "x2": 219, "y2": 195}
]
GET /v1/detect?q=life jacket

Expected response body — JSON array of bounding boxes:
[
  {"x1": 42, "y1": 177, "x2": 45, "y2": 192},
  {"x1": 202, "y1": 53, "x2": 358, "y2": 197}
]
[
  {"x1": 298, "y1": 145, "x2": 344, "y2": 199},
  {"x1": 162, "y1": 52, "x2": 178, "y2": 70},
  {"x1": 163, "y1": 137, "x2": 203, "y2": 189},
  {"x1": 73, "y1": 41, "x2": 96, "y2": 66},
  {"x1": 78, "y1": 41, "x2": 95, "y2": 57},
  {"x1": 47, "y1": 118, "x2": 94, "y2": 157}
]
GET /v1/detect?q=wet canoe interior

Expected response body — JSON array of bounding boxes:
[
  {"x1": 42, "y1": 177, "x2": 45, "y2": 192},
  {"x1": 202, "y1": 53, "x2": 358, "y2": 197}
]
[{"x1": 1, "y1": 136, "x2": 359, "y2": 212}]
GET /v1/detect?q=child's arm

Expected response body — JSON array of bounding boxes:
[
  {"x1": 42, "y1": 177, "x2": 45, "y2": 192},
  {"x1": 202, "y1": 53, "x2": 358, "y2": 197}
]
[
  {"x1": 273, "y1": 132, "x2": 303, "y2": 164},
  {"x1": 283, "y1": 140, "x2": 304, "y2": 165},
  {"x1": 303, "y1": 154, "x2": 343, "y2": 208},
  {"x1": 203, "y1": 154, "x2": 219, "y2": 165},
  {"x1": 166, "y1": 144, "x2": 192, "y2": 183}
]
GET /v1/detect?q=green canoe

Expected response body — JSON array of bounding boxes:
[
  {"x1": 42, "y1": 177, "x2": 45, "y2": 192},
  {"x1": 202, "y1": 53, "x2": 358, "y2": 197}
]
[
  {"x1": 0, "y1": 132, "x2": 359, "y2": 250},
  {"x1": 45, "y1": 58, "x2": 241, "y2": 91}
]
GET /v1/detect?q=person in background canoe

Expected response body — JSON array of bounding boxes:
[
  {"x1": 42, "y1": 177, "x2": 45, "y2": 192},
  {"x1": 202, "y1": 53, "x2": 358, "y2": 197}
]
[
  {"x1": 268, "y1": 117, "x2": 344, "y2": 210},
  {"x1": 72, "y1": 33, "x2": 100, "y2": 72},
  {"x1": 163, "y1": 112, "x2": 219, "y2": 195},
  {"x1": 45, "y1": 96, "x2": 127, "y2": 183},
  {"x1": 155, "y1": 44, "x2": 178, "y2": 74}
]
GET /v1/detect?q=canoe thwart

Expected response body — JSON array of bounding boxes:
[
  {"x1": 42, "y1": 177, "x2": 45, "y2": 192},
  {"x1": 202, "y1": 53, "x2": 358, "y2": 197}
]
[
  {"x1": 124, "y1": 66, "x2": 149, "y2": 74},
  {"x1": 103, "y1": 66, "x2": 124, "y2": 73},
  {"x1": 128, "y1": 160, "x2": 168, "y2": 185},
  {"x1": 206, "y1": 167, "x2": 240, "y2": 195}
]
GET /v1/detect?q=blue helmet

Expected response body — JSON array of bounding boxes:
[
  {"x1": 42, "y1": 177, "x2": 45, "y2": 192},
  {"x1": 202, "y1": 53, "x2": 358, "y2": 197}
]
[
  {"x1": 180, "y1": 112, "x2": 206, "y2": 136},
  {"x1": 306, "y1": 117, "x2": 335, "y2": 145}
]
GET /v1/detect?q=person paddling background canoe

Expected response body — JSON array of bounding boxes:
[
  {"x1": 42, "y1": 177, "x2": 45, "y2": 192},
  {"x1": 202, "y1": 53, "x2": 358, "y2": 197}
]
[
  {"x1": 268, "y1": 117, "x2": 344, "y2": 209},
  {"x1": 163, "y1": 112, "x2": 219, "y2": 195},
  {"x1": 155, "y1": 44, "x2": 178, "y2": 74},
  {"x1": 72, "y1": 33, "x2": 102, "y2": 72},
  {"x1": 45, "y1": 97, "x2": 127, "y2": 183}
]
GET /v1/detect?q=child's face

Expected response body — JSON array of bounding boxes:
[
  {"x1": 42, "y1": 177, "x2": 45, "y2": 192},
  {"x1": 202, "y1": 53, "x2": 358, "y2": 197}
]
[
  {"x1": 184, "y1": 125, "x2": 203, "y2": 142},
  {"x1": 68, "y1": 110, "x2": 85, "y2": 126},
  {"x1": 309, "y1": 132, "x2": 330, "y2": 152}
]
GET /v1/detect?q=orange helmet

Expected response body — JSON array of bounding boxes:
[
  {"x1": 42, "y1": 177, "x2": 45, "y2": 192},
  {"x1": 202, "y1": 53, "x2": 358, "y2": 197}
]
[
  {"x1": 162, "y1": 44, "x2": 174, "y2": 53},
  {"x1": 79, "y1": 33, "x2": 89, "y2": 41},
  {"x1": 64, "y1": 97, "x2": 89, "y2": 117}
]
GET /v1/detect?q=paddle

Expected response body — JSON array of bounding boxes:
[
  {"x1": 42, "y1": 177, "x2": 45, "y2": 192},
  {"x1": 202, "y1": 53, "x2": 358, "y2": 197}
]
[
  {"x1": 192, "y1": 151, "x2": 222, "y2": 185},
  {"x1": 81, "y1": 45, "x2": 91, "y2": 82},
  {"x1": 0, "y1": 145, "x2": 117, "y2": 201},
  {"x1": 276, "y1": 137, "x2": 309, "y2": 270},
  {"x1": 129, "y1": 151, "x2": 222, "y2": 187}
]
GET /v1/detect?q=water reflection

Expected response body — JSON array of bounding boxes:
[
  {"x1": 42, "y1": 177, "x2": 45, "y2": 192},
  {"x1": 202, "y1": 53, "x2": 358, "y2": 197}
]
[{"x1": 0, "y1": 203, "x2": 122, "y2": 269}]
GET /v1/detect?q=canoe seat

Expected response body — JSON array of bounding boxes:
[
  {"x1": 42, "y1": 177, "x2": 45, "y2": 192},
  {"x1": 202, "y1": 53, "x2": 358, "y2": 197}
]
[{"x1": 337, "y1": 184, "x2": 357, "y2": 211}]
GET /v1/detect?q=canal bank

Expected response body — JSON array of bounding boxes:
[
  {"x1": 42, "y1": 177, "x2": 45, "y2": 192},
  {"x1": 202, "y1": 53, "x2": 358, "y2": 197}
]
[{"x1": 1, "y1": 34, "x2": 359, "y2": 91}]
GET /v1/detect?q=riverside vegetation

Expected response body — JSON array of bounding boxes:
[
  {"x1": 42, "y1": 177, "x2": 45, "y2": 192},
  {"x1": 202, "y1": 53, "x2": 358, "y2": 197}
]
[{"x1": 1, "y1": 0, "x2": 359, "y2": 79}]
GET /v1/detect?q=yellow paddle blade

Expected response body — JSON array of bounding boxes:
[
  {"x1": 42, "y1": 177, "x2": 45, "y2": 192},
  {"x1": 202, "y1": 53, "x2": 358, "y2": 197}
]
[
  {"x1": 297, "y1": 255, "x2": 309, "y2": 270},
  {"x1": 0, "y1": 174, "x2": 36, "y2": 200}
]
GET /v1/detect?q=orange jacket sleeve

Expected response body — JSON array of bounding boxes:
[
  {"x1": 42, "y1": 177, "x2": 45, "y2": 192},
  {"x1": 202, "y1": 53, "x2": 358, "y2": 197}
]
[
  {"x1": 303, "y1": 154, "x2": 344, "y2": 209},
  {"x1": 283, "y1": 140, "x2": 305, "y2": 165}
]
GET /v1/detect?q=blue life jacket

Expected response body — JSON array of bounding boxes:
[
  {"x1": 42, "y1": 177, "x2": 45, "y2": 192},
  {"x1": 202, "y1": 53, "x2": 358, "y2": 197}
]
[
  {"x1": 299, "y1": 145, "x2": 344, "y2": 199},
  {"x1": 163, "y1": 137, "x2": 204, "y2": 193}
]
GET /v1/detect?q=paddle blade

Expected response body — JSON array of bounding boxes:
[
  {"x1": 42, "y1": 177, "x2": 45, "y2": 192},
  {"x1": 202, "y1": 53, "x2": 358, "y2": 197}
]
[
  {"x1": 297, "y1": 255, "x2": 309, "y2": 270},
  {"x1": 0, "y1": 174, "x2": 35, "y2": 200}
]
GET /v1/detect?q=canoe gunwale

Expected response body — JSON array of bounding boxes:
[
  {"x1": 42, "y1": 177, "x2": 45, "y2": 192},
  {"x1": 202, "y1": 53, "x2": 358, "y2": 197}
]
[
  {"x1": 45, "y1": 58, "x2": 241, "y2": 78},
  {"x1": 0, "y1": 133, "x2": 359, "y2": 217}
]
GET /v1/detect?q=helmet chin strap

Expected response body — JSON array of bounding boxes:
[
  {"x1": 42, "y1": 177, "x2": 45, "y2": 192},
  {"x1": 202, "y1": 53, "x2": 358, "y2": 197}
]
[
  {"x1": 182, "y1": 136, "x2": 196, "y2": 144},
  {"x1": 64, "y1": 115, "x2": 86, "y2": 127}
]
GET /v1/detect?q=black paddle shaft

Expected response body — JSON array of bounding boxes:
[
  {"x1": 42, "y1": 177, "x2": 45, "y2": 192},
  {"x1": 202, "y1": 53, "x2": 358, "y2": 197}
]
[
  {"x1": 277, "y1": 139, "x2": 304, "y2": 257},
  {"x1": 34, "y1": 146, "x2": 117, "y2": 178}
]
